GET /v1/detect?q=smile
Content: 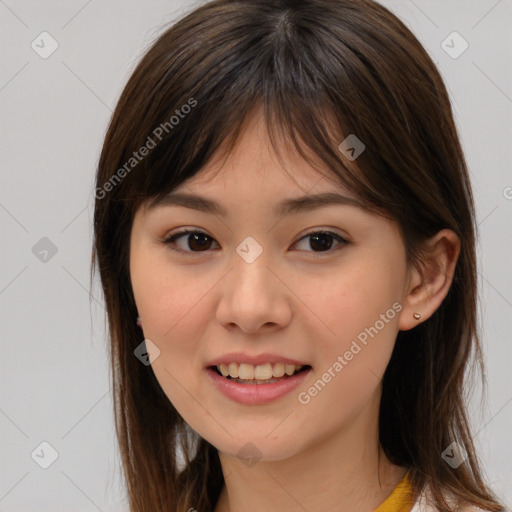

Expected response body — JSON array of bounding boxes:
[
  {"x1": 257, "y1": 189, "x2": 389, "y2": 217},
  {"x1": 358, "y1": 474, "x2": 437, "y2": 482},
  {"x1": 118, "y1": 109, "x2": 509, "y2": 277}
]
[
  {"x1": 206, "y1": 364, "x2": 312, "y2": 405},
  {"x1": 214, "y1": 362, "x2": 308, "y2": 383}
]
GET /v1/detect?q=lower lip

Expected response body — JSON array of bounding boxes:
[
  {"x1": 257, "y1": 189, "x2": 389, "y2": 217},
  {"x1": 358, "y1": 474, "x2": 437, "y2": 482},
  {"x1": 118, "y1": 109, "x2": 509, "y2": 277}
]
[{"x1": 206, "y1": 367, "x2": 312, "y2": 405}]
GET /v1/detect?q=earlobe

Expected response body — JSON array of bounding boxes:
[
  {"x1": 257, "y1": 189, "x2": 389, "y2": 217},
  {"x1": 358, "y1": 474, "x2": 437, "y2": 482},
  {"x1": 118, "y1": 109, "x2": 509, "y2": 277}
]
[{"x1": 398, "y1": 229, "x2": 460, "y2": 331}]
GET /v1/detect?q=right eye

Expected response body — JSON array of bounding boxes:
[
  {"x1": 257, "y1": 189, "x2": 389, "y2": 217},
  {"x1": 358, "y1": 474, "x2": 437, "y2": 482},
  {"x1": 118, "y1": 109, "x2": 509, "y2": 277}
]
[{"x1": 162, "y1": 229, "x2": 220, "y2": 254}]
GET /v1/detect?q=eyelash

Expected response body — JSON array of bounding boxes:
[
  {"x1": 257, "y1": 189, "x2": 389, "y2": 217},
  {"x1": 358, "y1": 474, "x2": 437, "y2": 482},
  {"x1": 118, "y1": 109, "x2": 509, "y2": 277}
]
[{"x1": 160, "y1": 229, "x2": 350, "y2": 257}]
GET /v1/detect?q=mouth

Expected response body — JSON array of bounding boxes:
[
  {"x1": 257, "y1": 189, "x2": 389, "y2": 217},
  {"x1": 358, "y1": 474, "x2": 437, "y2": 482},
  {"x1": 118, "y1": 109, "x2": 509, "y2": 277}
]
[{"x1": 209, "y1": 362, "x2": 312, "y2": 385}]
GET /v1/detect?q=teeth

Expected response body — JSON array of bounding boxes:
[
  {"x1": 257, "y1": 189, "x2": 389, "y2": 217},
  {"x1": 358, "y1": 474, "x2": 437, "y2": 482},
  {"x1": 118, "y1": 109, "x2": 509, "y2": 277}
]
[
  {"x1": 273, "y1": 362, "x2": 285, "y2": 377},
  {"x1": 216, "y1": 362, "x2": 305, "y2": 380},
  {"x1": 219, "y1": 363, "x2": 229, "y2": 377},
  {"x1": 228, "y1": 362, "x2": 239, "y2": 378},
  {"x1": 239, "y1": 363, "x2": 254, "y2": 380},
  {"x1": 285, "y1": 364, "x2": 296, "y2": 376},
  {"x1": 254, "y1": 363, "x2": 272, "y2": 380}
]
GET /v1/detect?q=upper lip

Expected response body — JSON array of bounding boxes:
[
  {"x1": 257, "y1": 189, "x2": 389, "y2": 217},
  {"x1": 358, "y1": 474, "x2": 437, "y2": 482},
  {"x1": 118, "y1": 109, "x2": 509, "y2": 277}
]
[{"x1": 206, "y1": 352, "x2": 311, "y2": 368}]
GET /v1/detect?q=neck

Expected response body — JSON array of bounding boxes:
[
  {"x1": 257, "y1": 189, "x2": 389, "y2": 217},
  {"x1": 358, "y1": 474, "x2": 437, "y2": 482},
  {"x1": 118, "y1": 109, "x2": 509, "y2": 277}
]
[{"x1": 213, "y1": 391, "x2": 408, "y2": 512}]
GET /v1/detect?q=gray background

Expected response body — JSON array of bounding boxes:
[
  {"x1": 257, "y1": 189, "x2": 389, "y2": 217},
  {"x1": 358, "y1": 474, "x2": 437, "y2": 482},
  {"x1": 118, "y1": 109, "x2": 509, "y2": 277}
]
[{"x1": 1, "y1": 1, "x2": 511, "y2": 510}]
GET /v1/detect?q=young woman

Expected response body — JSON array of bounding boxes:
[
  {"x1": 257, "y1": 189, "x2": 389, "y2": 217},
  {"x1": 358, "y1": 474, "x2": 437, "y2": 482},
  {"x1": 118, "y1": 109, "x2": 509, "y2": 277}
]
[{"x1": 92, "y1": 0, "x2": 508, "y2": 511}]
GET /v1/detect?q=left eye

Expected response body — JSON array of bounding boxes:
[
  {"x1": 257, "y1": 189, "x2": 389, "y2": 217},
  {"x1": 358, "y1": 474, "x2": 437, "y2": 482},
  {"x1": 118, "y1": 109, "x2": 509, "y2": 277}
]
[
  {"x1": 162, "y1": 230, "x2": 349, "y2": 254},
  {"x1": 294, "y1": 231, "x2": 348, "y2": 253}
]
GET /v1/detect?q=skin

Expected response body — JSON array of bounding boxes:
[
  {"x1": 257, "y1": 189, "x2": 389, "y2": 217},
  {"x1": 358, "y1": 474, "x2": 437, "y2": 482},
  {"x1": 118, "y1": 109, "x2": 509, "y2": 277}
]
[{"x1": 129, "y1": 109, "x2": 460, "y2": 512}]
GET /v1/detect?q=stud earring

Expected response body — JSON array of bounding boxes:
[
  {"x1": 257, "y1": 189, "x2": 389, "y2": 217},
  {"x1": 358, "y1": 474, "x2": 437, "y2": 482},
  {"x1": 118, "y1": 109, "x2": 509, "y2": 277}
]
[
  {"x1": 413, "y1": 312, "x2": 421, "y2": 320},
  {"x1": 136, "y1": 316, "x2": 142, "y2": 327}
]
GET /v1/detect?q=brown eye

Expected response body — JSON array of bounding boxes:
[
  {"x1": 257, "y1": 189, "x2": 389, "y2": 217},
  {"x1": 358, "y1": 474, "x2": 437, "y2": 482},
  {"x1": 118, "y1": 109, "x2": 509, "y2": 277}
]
[
  {"x1": 163, "y1": 230, "x2": 219, "y2": 253},
  {"x1": 293, "y1": 231, "x2": 349, "y2": 253},
  {"x1": 162, "y1": 229, "x2": 349, "y2": 255}
]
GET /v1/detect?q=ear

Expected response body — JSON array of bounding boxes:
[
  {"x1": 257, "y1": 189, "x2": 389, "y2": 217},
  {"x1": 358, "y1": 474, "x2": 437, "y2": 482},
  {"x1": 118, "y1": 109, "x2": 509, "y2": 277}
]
[{"x1": 398, "y1": 229, "x2": 460, "y2": 331}]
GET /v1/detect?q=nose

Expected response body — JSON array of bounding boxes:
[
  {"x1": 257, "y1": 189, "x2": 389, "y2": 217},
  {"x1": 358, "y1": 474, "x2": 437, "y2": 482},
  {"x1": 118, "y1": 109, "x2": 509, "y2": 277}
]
[{"x1": 215, "y1": 248, "x2": 293, "y2": 334}]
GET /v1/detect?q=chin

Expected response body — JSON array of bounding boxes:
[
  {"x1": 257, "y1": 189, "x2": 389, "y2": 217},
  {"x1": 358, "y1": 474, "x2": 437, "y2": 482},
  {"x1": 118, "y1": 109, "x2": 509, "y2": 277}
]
[{"x1": 210, "y1": 432, "x2": 307, "y2": 464}]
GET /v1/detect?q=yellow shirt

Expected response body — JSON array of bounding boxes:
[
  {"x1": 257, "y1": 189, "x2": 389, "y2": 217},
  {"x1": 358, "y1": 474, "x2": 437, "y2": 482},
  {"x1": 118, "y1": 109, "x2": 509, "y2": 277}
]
[{"x1": 372, "y1": 471, "x2": 414, "y2": 512}]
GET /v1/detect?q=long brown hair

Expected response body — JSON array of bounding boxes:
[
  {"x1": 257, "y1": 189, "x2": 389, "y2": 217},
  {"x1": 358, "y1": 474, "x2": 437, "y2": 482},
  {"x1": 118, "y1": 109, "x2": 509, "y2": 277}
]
[{"x1": 91, "y1": 0, "x2": 506, "y2": 510}]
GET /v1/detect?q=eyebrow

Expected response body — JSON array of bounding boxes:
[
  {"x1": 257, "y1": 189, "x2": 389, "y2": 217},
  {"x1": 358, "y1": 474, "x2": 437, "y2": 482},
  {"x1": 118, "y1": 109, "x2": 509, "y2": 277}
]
[{"x1": 147, "y1": 191, "x2": 365, "y2": 217}]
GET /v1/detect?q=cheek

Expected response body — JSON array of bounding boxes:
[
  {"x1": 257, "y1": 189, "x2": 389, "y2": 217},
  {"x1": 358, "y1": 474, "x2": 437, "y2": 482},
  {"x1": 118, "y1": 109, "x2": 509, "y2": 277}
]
[
  {"x1": 131, "y1": 249, "x2": 209, "y2": 341},
  {"x1": 289, "y1": 263, "x2": 403, "y2": 443},
  {"x1": 130, "y1": 258, "x2": 203, "y2": 421},
  {"x1": 302, "y1": 256, "x2": 403, "y2": 390},
  {"x1": 308, "y1": 258, "x2": 402, "y2": 338},
  {"x1": 130, "y1": 251, "x2": 210, "y2": 422}
]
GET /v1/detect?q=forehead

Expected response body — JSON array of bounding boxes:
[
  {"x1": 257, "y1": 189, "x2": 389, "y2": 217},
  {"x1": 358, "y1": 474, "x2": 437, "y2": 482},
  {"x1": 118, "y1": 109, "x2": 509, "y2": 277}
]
[
  {"x1": 141, "y1": 105, "x2": 378, "y2": 222},
  {"x1": 157, "y1": 130, "x2": 367, "y2": 224},
  {"x1": 173, "y1": 108, "x2": 353, "y2": 198},
  {"x1": 146, "y1": 118, "x2": 367, "y2": 218}
]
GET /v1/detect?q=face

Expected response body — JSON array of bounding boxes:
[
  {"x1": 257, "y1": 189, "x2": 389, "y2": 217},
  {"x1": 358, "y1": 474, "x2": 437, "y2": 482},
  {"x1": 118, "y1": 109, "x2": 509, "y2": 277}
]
[{"x1": 129, "y1": 111, "x2": 412, "y2": 462}]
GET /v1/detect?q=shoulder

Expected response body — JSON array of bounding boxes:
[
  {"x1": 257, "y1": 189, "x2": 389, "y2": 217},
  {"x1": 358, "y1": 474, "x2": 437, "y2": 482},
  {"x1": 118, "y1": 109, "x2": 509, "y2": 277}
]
[{"x1": 410, "y1": 484, "x2": 500, "y2": 512}]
